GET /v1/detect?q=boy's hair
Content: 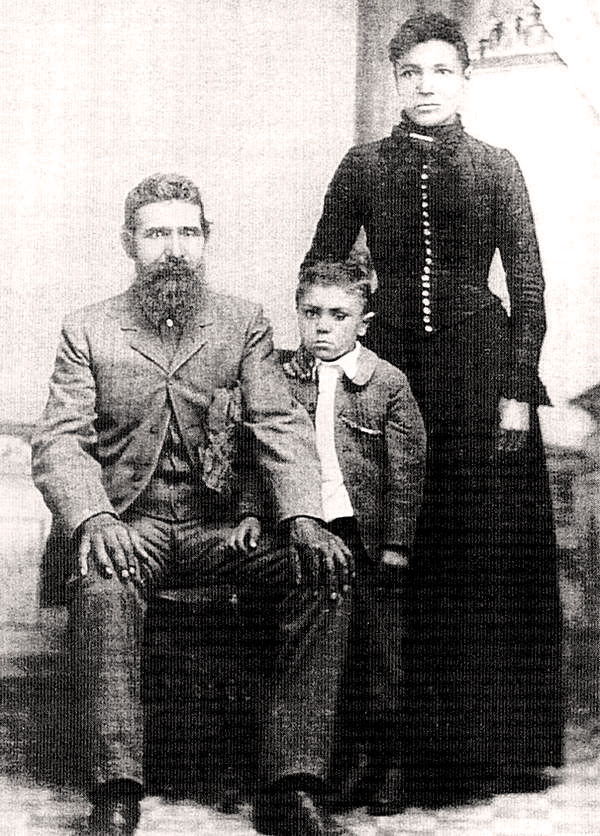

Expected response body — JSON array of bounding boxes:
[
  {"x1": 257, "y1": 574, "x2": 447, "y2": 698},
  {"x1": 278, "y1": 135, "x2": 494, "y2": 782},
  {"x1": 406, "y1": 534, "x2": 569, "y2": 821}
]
[
  {"x1": 296, "y1": 259, "x2": 374, "y2": 312},
  {"x1": 388, "y1": 13, "x2": 470, "y2": 71},
  {"x1": 123, "y1": 173, "x2": 211, "y2": 237}
]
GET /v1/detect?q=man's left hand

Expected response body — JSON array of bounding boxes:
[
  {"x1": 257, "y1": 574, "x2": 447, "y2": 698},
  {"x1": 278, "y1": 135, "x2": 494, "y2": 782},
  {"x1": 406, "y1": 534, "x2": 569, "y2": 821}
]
[
  {"x1": 497, "y1": 397, "x2": 530, "y2": 453},
  {"x1": 287, "y1": 517, "x2": 354, "y2": 600}
]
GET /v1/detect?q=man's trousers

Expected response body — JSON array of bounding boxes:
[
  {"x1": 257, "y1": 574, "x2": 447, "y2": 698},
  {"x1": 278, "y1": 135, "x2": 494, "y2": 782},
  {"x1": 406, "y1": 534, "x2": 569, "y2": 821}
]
[{"x1": 67, "y1": 512, "x2": 352, "y2": 795}]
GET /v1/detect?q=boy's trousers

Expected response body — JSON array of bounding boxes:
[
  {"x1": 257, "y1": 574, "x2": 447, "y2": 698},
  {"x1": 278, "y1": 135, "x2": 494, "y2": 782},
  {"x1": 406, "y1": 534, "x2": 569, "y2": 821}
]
[{"x1": 328, "y1": 517, "x2": 406, "y2": 769}]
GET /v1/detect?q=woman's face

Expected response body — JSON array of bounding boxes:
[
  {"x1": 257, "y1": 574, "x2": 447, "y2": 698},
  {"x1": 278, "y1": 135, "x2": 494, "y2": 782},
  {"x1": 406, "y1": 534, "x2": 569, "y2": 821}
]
[{"x1": 394, "y1": 39, "x2": 468, "y2": 127}]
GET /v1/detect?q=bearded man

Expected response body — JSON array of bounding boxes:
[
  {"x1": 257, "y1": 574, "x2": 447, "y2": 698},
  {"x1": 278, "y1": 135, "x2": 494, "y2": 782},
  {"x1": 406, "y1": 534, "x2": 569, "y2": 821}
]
[{"x1": 32, "y1": 174, "x2": 353, "y2": 836}]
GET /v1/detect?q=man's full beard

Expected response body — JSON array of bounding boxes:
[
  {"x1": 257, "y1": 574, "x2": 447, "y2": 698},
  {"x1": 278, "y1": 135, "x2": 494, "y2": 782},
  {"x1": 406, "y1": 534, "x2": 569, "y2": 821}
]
[{"x1": 133, "y1": 257, "x2": 207, "y2": 331}]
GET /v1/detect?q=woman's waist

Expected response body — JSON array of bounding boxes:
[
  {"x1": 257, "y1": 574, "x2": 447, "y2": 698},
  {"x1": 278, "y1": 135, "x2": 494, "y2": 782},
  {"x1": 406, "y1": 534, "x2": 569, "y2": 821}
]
[{"x1": 373, "y1": 285, "x2": 507, "y2": 332}]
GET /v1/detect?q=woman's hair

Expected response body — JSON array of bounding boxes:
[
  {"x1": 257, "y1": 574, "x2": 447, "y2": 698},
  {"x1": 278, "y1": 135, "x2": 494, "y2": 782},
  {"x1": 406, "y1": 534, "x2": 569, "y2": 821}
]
[
  {"x1": 123, "y1": 173, "x2": 211, "y2": 237},
  {"x1": 388, "y1": 12, "x2": 470, "y2": 70},
  {"x1": 296, "y1": 259, "x2": 374, "y2": 312}
]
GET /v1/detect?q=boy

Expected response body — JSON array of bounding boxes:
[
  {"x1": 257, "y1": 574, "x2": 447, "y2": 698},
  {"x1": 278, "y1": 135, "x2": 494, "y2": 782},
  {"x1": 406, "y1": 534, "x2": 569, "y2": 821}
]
[{"x1": 230, "y1": 259, "x2": 426, "y2": 814}]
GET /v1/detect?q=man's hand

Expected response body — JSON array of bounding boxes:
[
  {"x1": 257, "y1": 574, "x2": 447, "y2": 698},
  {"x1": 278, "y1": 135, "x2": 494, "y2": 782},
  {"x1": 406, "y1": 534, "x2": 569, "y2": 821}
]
[
  {"x1": 282, "y1": 345, "x2": 315, "y2": 381},
  {"x1": 287, "y1": 517, "x2": 354, "y2": 600},
  {"x1": 497, "y1": 397, "x2": 530, "y2": 453},
  {"x1": 227, "y1": 516, "x2": 262, "y2": 553},
  {"x1": 77, "y1": 513, "x2": 151, "y2": 581}
]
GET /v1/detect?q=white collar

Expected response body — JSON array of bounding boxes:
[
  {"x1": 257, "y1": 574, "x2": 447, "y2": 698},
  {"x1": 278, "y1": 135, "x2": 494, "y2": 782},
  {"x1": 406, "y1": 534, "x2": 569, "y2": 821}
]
[{"x1": 316, "y1": 341, "x2": 362, "y2": 382}]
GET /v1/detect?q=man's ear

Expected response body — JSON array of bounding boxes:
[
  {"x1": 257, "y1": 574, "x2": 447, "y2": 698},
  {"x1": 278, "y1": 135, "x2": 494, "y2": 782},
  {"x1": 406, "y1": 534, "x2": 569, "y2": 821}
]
[
  {"x1": 121, "y1": 227, "x2": 135, "y2": 259},
  {"x1": 358, "y1": 311, "x2": 376, "y2": 337}
]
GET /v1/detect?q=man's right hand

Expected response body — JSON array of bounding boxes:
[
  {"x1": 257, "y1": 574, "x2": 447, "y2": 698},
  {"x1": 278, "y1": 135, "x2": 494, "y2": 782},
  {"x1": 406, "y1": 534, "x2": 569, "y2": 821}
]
[
  {"x1": 76, "y1": 513, "x2": 151, "y2": 581},
  {"x1": 287, "y1": 516, "x2": 354, "y2": 600}
]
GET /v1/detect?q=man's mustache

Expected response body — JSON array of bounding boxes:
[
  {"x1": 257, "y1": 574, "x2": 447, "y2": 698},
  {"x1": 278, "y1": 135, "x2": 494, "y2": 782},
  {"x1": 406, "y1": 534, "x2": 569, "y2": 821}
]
[{"x1": 138, "y1": 256, "x2": 197, "y2": 286}]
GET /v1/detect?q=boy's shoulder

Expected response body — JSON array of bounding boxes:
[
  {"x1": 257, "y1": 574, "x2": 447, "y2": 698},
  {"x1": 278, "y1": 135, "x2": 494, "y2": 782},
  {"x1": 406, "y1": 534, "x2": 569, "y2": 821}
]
[{"x1": 356, "y1": 347, "x2": 410, "y2": 391}]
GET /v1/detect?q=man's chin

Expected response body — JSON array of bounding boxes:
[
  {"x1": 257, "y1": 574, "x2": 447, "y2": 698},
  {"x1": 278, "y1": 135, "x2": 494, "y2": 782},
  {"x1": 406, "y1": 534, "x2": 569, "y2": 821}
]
[{"x1": 133, "y1": 261, "x2": 207, "y2": 330}]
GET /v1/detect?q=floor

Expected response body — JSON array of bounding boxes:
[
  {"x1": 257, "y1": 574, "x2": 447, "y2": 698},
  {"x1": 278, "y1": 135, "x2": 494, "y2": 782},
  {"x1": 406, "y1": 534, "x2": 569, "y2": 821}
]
[
  {"x1": 0, "y1": 746, "x2": 599, "y2": 835},
  {"x1": 1, "y1": 618, "x2": 600, "y2": 835},
  {"x1": 1, "y1": 658, "x2": 600, "y2": 836}
]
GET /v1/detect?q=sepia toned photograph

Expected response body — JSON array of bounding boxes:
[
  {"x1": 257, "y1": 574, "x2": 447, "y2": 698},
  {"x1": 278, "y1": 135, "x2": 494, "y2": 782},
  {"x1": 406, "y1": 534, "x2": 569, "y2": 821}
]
[{"x1": 1, "y1": 1, "x2": 599, "y2": 833}]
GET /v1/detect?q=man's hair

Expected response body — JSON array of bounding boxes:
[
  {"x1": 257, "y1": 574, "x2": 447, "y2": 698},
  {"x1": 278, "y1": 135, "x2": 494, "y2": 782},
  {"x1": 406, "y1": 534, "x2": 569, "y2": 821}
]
[
  {"x1": 123, "y1": 173, "x2": 211, "y2": 236},
  {"x1": 388, "y1": 13, "x2": 470, "y2": 71},
  {"x1": 296, "y1": 259, "x2": 374, "y2": 312}
]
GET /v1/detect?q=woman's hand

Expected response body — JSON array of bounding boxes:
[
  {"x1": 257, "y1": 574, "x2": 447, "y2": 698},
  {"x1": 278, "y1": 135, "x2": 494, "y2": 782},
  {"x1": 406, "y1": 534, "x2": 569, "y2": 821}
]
[
  {"x1": 227, "y1": 516, "x2": 262, "y2": 553},
  {"x1": 497, "y1": 397, "x2": 530, "y2": 453}
]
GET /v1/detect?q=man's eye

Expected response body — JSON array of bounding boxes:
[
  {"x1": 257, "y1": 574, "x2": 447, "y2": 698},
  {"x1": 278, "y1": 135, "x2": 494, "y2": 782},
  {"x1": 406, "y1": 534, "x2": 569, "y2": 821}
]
[
  {"x1": 182, "y1": 228, "x2": 201, "y2": 237},
  {"x1": 334, "y1": 314, "x2": 348, "y2": 321},
  {"x1": 145, "y1": 230, "x2": 166, "y2": 239},
  {"x1": 400, "y1": 69, "x2": 415, "y2": 79},
  {"x1": 436, "y1": 68, "x2": 452, "y2": 75},
  {"x1": 304, "y1": 310, "x2": 318, "y2": 319}
]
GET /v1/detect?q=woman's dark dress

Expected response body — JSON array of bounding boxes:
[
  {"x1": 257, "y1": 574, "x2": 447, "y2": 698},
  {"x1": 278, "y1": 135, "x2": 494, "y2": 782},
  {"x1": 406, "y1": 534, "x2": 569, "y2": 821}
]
[{"x1": 304, "y1": 117, "x2": 563, "y2": 786}]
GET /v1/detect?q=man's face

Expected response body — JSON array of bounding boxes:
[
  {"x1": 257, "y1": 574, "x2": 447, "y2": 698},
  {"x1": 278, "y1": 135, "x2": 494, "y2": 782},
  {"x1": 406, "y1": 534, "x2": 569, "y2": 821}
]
[
  {"x1": 128, "y1": 200, "x2": 207, "y2": 330},
  {"x1": 131, "y1": 200, "x2": 206, "y2": 270},
  {"x1": 394, "y1": 39, "x2": 467, "y2": 127},
  {"x1": 297, "y1": 284, "x2": 370, "y2": 362}
]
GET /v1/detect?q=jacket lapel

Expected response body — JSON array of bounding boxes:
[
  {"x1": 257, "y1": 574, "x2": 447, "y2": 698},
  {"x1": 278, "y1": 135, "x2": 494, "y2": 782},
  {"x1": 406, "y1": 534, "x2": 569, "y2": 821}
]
[
  {"x1": 113, "y1": 287, "x2": 213, "y2": 374},
  {"x1": 113, "y1": 290, "x2": 170, "y2": 373},
  {"x1": 336, "y1": 347, "x2": 379, "y2": 417},
  {"x1": 169, "y1": 308, "x2": 213, "y2": 374}
]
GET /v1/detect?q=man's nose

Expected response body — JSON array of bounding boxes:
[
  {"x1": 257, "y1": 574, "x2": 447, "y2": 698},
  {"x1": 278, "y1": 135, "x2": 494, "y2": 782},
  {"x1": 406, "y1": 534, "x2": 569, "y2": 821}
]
[{"x1": 164, "y1": 233, "x2": 183, "y2": 257}]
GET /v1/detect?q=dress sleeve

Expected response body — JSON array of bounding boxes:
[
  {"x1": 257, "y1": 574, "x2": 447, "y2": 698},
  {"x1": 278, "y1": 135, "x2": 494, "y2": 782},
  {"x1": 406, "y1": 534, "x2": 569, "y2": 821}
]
[
  {"x1": 302, "y1": 146, "x2": 370, "y2": 268},
  {"x1": 496, "y1": 149, "x2": 551, "y2": 406}
]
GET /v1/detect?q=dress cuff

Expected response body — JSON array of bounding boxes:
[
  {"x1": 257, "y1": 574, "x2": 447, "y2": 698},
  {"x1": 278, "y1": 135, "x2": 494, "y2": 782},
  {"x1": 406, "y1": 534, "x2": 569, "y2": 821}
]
[{"x1": 502, "y1": 365, "x2": 551, "y2": 407}]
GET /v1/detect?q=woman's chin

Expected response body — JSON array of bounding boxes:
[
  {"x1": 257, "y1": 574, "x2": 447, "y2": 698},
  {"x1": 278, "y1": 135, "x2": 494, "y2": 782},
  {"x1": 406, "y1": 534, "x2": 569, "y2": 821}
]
[{"x1": 406, "y1": 108, "x2": 456, "y2": 127}]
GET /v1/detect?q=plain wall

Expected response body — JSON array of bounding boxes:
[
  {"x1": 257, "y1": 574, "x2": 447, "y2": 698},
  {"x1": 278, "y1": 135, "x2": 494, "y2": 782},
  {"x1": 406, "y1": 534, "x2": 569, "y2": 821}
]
[{"x1": 0, "y1": 0, "x2": 357, "y2": 424}]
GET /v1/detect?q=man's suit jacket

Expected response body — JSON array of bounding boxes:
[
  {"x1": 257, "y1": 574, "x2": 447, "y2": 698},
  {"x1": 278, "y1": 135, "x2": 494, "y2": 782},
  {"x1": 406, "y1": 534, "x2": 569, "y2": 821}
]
[
  {"x1": 32, "y1": 287, "x2": 322, "y2": 602},
  {"x1": 278, "y1": 347, "x2": 426, "y2": 560}
]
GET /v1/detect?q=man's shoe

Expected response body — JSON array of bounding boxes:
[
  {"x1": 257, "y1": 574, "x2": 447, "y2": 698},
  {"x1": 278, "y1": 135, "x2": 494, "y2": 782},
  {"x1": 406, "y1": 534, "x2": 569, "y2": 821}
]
[
  {"x1": 88, "y1": 796, "x2": 141, "y2": 835},
  {"x1": 254, "y1": 788, "x2": 345, "y2": 835}
]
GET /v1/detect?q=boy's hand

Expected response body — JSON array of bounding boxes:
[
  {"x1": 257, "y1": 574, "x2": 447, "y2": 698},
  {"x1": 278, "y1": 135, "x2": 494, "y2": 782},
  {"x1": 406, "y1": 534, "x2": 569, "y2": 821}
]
[
  {"x1": 381, "y1": 547, "x2": 409, "y2": 568},
  {"x1": 227, "y1": 516, "x2": 262, "y2": 553}
]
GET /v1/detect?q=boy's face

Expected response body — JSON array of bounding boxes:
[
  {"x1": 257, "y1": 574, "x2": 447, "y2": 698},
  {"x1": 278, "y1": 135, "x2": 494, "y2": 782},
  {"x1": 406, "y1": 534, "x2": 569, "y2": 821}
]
[{"x1": 297, "y1": 284, "x2": 371, "y2": 362}]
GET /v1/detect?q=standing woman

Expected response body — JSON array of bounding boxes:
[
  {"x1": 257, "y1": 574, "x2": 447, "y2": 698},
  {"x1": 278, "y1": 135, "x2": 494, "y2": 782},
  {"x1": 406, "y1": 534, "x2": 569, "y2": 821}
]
[{"x1": 303, "y1": 13, "x2": 562, "y2": 800}]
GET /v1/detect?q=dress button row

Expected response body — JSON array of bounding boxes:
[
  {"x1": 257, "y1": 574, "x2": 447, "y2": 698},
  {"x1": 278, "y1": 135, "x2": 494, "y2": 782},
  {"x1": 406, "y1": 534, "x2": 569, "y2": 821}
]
[{"x1": 421, "y1": 164, "x2": 433, "y2": 333}]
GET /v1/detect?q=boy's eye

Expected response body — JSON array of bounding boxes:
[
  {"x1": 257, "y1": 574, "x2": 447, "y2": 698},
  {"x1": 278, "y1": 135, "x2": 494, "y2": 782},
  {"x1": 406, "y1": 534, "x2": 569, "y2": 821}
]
[
  {"x1": 436, "y1": 67, "x2": 452, "y2": 75},
  {"x1": 303, "y1": 309, "x2": 318, "y2": 319},
  {"x1": 334, "y1": 313, "x2": 348, "y2": 321},
  {"x1": 399, "y1": 69, "x2": 415, "y2": 79}
]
